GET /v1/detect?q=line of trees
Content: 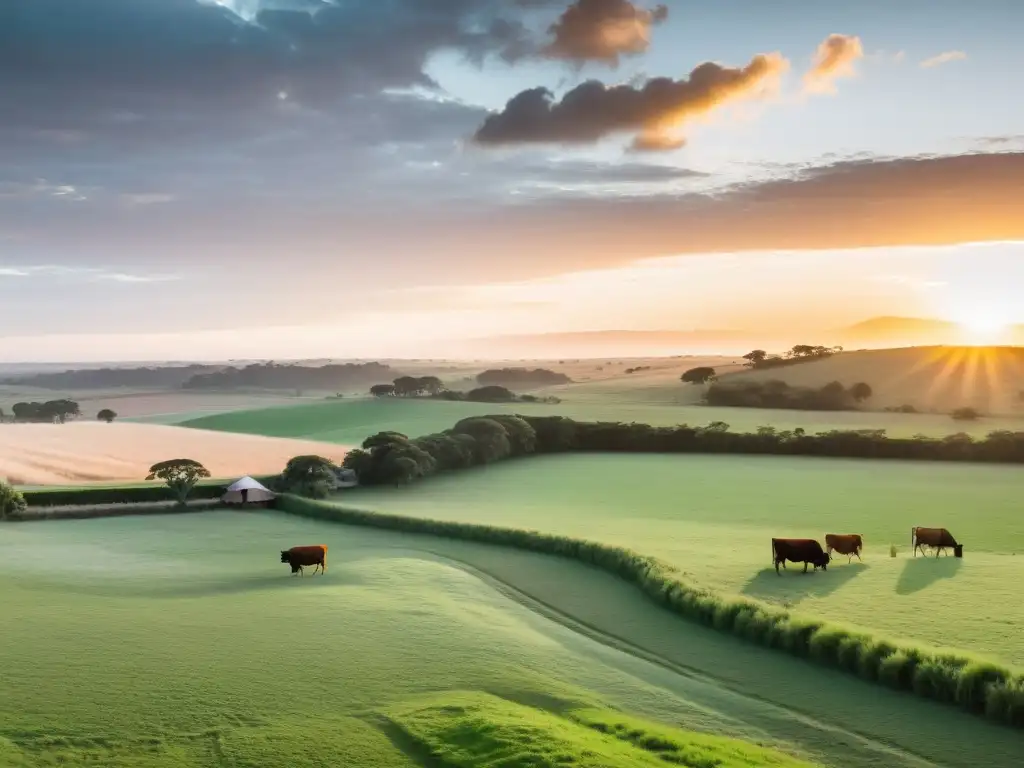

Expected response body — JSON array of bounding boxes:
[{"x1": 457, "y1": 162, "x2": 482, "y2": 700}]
[
  {"x1": 5, "y1": 399, "x2": 81, "y2": 423},
  {"x1": 369, "y1": 379, "x2": 560, "y2": 405},
  {"x1": 476, "y1": 368, "x2": 572, "y2": 387},
  {"x1": 340, "y1": 414, "x2": 1024, "y2": 488},
  {"x1": 182, "y1": 362, "x2": 394, "y2": 391},
  {"x1": 705, "y1": 380, "x2": 872, "y2": 411},
  {"x1": 742, "y1": 345, "x2": 842, "y2": 370},
  {"x1": 370, "y1": 376, "x2": 444, "y2": 397}
]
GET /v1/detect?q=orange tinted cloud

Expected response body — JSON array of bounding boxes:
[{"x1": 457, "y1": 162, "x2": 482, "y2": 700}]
[
  {"x1": 543, "y1": 0, "x2": 669, "y2": 66},
  {"x1": 803, "y1": 33, "x2": 864, "y2": 94},
  {"x1": 472, "y1": 51, "x2": 789, "y2": 150}
]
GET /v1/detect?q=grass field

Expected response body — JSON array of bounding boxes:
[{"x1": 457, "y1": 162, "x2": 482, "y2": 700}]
[
  {"x1": 180, "y1": 395, "x2": 1024, "y2": 443},
  {"x1": 340, "y1": 453, "x2": 1024, "y2": 667},
  {"x1": 2, "y1": 511, "x2": 1019, "y2": 768}
]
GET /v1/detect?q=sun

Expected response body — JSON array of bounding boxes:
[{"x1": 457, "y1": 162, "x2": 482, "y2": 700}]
[{"x1": 952, "y1": 308, "x2": 1011, "y2": 345}]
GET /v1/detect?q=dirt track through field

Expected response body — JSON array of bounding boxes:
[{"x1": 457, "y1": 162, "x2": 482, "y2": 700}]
[{"x1": 0, "y1": 422, "x2": 351, "y2": 485}]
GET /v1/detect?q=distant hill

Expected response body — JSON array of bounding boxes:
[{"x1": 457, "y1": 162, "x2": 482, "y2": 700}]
[
  {"x1": 3, "y1": 364, "x2": 222, "y2": 390},
  {"x1": 181, "y1": 362, "x2": 396, "y2": 391},
  {"x1": 471, "y1": 317, "x2": 1024, "y2": 358},
  {"x1": 468, "y1": 329, "x2": 791, "y2": 358},
  {"x1": 723, "y1": 346, "x2": 1024, "y2": 415}
]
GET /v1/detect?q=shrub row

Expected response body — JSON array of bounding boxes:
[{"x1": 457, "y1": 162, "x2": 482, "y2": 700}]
[
  {"x1": 21, "y1": 476, "x2": 276, "y2": 508},
  {"x1": 278, "y1": 494, "x2": 1024, "y2": 729},
  {"x1": 6, "y1": 499, "x2": 224, "y2": 522},
  {"x1": 343, "y1": 414, "x2": 1024, "y2": 487}
]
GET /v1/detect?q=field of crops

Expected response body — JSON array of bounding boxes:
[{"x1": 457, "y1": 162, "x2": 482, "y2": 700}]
[
  {"x1": 341, "y1": 453, "x2": 1024, "y2": 667},
  {"x1": 2, "y1": 511, "x2": 1018, "y2": 768},
  {"x1": 180, "y1": 395, "x2": 1024, "y2": 443}
]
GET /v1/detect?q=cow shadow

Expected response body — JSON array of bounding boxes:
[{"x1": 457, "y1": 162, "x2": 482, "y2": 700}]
[
  {"x1": 741, "y1": 562, "x2": 867, "y2": 604},
  {"x1": 895, "y1": 556, "x2": 962, "y2": 595}
]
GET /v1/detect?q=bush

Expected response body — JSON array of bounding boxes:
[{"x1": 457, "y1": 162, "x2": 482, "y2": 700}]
[
  {"x1": 705, "y1": 379, "x2": 864, "y2": 411},
  {"x1": 0, "y1": 480, "x2": 27, "y2": 520},
  {"x1": 276, "y1": 495, "x2": 1024, "y2": 730},
  {"x1": 952, "y1": 407, "x2": 981, "y2": 421}
]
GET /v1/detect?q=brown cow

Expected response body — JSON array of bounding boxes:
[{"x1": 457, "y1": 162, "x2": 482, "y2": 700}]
[
  {"x1": 912, "y1": 528, "x2": 962, "y2": 558},
  {"x1": 772, "y1": 538, "x2": 830, "y2": 575},
  {"x1": 825, "y1": 533, "x2": 863, "y2": 562},
  {"x1": 280, "y1": 544, "x2": 328, "y2": 576}
]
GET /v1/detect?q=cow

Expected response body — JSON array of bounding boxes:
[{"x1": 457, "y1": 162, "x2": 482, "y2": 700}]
[
  {"x1": 825, "y1": 533, "x2": 864, "y2": 563},
  {"x1": 772, "y1": 538, "x2": 830, "y2": 575},
  {"x1": 280, "y1": 544, "x2": 328, "y2": 576},
  {"x1": 912, "y1": 528, "x2": 962, "y2": 558}
]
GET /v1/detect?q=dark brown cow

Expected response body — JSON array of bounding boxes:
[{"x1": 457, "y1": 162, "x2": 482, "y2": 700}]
[
  {"x1": 281, "y1": 544, "x2": 328, "y2": 576},
  {"x1": 825, "y1": 533, "x2": 863, "y2": 562},
  {"x1": 772, "y1": 538, "x2": 830, "y2": 575},
  {"x1": 912, "y1": 528, "x2": 962, "y2": 558}
]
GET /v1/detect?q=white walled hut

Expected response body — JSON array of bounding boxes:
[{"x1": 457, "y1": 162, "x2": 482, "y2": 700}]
[{"x1": 222, "y1": 476, "x2": 275, "y2": 506}]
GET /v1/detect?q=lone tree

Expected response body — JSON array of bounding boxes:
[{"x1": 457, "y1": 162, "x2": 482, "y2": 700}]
[
  {"x1": 0, "y1": 479, "x2": 27, "y2": 520},
  {"x1": 146, "y1": 459, "x2": 211, "y2": 506},
  {"x1": 742, "y1": 350, "x2": 768, "y2": 367},
  {"x1": 849, "y1": 382, "x2": 873, "y2": 402},
  {"x1": 280, "y1": 454, "x2": 337, "y2": 498},
  {"x1": 681, "y1": 366, "x2": 716, "y2": 385},
  {"x1": 97, "y1": 408, "x2": 117, "y2": 423},
  {"x1": 369, "y1": 383, "x2": 395, "y2": 397}
]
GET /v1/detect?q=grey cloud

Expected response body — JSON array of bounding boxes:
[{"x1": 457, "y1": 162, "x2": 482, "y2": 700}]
[{"x1": 472, "y1": 52, "x2": 789, "y2": 149}]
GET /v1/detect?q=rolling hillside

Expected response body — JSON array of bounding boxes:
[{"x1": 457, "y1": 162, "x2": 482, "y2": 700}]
[{"x1": 723, "y1": 346, "x2": 1024, "y2": 415}]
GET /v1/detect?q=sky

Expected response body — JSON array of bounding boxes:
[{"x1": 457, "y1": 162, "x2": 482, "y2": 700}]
[{"x1": 1, "y1": 0, "x2": 1022, "y2": 361}]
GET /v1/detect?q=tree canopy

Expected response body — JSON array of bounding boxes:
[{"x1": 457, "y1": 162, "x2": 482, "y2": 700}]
[
  {"x1": 146, "y1": 459, "x2": 211, "y2": 505},
  {"x1": 97, "y1": 408, "x2": 118, "y2": 423},
  {"x1": 279, "y1": 454, "x2": 338, "y2": 498},
  {"x1": 0, "y1": 479, "x2": 27, "y2": 520},
  {"x1": 11, "y1": 399, "x2": 81, "y2": 423},
  {"x1": 681, "y1": 367, "x2": 716, "y2": 385}
]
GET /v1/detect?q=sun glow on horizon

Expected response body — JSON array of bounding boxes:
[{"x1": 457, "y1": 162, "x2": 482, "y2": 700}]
[{"x1": 950, "y1": 307, "x2": 1013, "y2": 345}]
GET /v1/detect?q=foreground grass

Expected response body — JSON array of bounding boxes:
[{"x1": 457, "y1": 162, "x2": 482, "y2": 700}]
[
  {"x1": 0, "y1": 513, "x2": 833, "y2": 768},
  {"x1": 387, "y1": 692, "x2": 816, "y2": 768},
  {"x1": 342, "y1": 453, "x2": 1024, "y2": 666},
  {"x1": 180, "y1": 395, "x2": 1024, "y2": 443}
]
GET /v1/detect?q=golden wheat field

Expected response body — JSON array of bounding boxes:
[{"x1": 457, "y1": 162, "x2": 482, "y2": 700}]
[{"x1": 0, "y1": 422, "x2": 350, "y2": 485}]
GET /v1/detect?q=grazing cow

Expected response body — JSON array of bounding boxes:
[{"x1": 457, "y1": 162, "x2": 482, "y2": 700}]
[
  {"x1": 772, "y1": 538, "x2": 830, "y2": 575},
  {"x1": 825, "y1": 533, "x2": 864, "y2": 563},
  {"x1": 912, "y1": 528, "x2": 962, "y2": 558},
  {"x1": 280, "y1": 544, "x2": 328, "y2": 576}
]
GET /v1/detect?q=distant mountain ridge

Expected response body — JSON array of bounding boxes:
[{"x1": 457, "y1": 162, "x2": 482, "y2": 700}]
[{"x1": 472, "y1": 316, "x2": 1024, "y2": 357}]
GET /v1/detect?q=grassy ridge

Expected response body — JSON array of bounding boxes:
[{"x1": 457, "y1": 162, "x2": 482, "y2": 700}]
[
  {"x1": 387, "y1": 692, "x2": 818, "y2": 767},
  {"x1": 278, "y1": 494, "x2": 1024, "y2": 730}
]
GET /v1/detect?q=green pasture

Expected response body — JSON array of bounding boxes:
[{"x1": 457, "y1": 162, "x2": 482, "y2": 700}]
[
  {"x1": 180, "y1": 396, "x2": 1024, "y2": 443},
  {"x1": 2, "y1": 512, "x2": 1019, "y2": 768},
  {"x1": 341, "y1": 453, "x2": 1024, "y2": 667}
]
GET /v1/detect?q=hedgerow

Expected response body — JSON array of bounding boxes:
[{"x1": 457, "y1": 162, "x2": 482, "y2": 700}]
[
  {"x1": 277, "y1": 494, "x2": 1024, "y2": 730},
  {"x1": 341, "y1": 414, "x2": 1024, "y2": 488},
  {"x1": 21, "y1": 476, "x2": 276, "y2": 508}
]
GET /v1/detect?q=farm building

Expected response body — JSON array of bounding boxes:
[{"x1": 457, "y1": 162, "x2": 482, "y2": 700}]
[
  {"x1": 222, "y1": 476, "x2": 275, "y2": 506},
  {"x1": 332, "y1": 467, "x2": 359, "y2": 489}
]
